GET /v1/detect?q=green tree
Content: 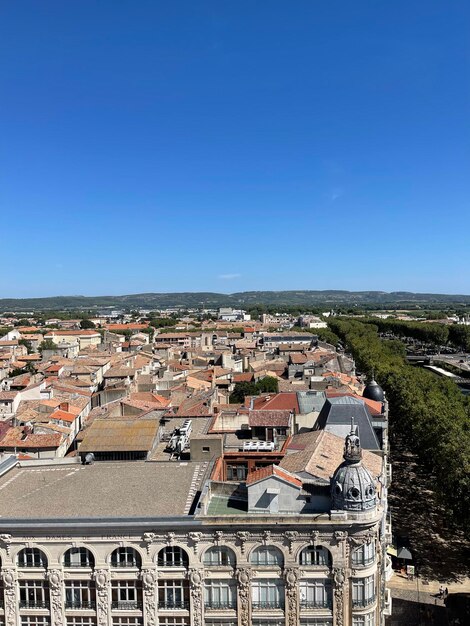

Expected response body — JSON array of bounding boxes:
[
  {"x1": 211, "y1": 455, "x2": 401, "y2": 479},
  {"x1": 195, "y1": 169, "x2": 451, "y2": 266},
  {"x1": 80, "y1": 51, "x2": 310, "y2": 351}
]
[
  {"x1": 256, "y1": 376, "x2": 279, "y2": 394},
  {"x1": 79, "y1": 319, "x2": 96, "y2": 329},
  {"x1": 229, "y1": 376, "x2": 279, "y2": 403},
  {"x1": 38, "y1": 339, "x2": 58, "y2": 353},
  {"x1": 327, "y1": 317, "x2": 470, "y2": 528},
  {"x1": 18, "y1": 338, "x2": 33, "y2": 354}
]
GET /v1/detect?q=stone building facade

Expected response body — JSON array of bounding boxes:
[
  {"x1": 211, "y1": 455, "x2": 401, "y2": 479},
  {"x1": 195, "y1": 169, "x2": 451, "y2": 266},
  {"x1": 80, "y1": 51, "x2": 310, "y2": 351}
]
[{"x1": 0, "y1": 511, "x2": 390, "y2": 626}]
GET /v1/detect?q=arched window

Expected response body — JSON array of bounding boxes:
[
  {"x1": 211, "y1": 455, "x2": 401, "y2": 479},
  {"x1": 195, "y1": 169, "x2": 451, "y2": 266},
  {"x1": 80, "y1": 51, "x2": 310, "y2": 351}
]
[
  {"x1": 63, "y1": 547, "x2": 95, "y2": 568},
  {"x1": 157, "y1": 546, "x2": 189, "y2": 568},
  {"x1": 17, "y1": 548, "x2": 48, "y2": 568},
  {"x1": 110, "y1": 547, "x2": 141, "y2": 568},
  {"x1": 203, "y1": 547, "x2": 236, "y2": 567},
  {"x1": 250, "y1": 546, "x2": 283, "y2": 567},
  {"x1": 299, "y1": 546, "x2": 332, "y2": 567},
  {"x1": 352, "y1": 542, "x2": 375, "y2": 567}
]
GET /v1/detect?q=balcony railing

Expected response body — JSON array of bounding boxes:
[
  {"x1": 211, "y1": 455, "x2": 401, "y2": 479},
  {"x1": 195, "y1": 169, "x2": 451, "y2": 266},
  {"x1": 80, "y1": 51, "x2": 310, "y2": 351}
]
[
  {"x1": 64, "y1": 562, "x2": 94, "y2": 569},
  {"x1": 252, "y1": 601, "x2": 285, "y2": 610},
  {"x1": 204, "y1": 601, "x2": 237, "y2": 610},
  {"x1": 65, "y1": 601, "x2": 96, "y2": 610},
  {"x1": 352, "y1": 596, "x2": 376, "y2": 608},
  {"x1": 300, "y1": 599, "x2": 332, "y2": 609},
  {"x1": 19, "y1": 601, "x2": 49, "y2": 609},
  {"x1": 110, "y1": 561, "x2": 140, "y2": 568},
  {"x1": 352, "y1": 555, "x2": 375, "y2": 567},
  {"x1": 157, "y1": 560, "x2": 188, "y2": 568},
  {"x1": 158, "y1": 600, "x2": 190, "y2": 610},
  {"x1": 111, "y1": 601, "x2": 142, "y2": 611}
]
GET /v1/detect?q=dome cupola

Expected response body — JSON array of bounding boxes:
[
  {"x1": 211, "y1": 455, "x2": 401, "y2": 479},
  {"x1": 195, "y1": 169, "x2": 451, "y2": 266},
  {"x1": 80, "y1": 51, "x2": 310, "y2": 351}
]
[
  {"x1": 363, "y1": 377, "x2": 385, "y2": 402},
  {"x1": 331, "y1": 420, "x2": 377, "y2": 512}
]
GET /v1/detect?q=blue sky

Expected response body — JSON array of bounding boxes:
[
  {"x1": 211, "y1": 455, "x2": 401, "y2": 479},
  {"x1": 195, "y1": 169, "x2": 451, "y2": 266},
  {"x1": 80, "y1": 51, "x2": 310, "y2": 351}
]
[{"x1": 1, "y1": 1, "x2": 469, "y2": 297}]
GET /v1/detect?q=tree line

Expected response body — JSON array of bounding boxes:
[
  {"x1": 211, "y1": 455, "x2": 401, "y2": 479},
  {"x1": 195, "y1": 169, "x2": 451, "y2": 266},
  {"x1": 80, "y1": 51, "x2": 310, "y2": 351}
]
[
  {"x1": 356, "y1": 317, "x2": 470, "y2": 351},
  {"x1": 328, "y1": 318, "x2": 470, "y2": 528}
]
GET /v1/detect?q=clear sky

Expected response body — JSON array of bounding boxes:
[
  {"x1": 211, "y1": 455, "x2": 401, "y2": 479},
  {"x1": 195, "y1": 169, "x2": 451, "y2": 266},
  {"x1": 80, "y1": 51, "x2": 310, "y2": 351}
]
[{"x1": 1, "y1": 1, "x2": 469, "y2": 298}]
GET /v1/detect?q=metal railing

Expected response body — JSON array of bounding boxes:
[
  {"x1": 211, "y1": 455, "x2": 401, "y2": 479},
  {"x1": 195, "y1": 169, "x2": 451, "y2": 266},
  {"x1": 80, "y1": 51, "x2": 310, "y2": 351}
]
[
  {"x1": 157, "y1": 560, "x2": 188, "y2": 568},
  {"x1": 352, "y1": 595, "x2": 376, "y2": 608},
  {"x1": 300, "y1": 599, "x2": 332, "y2": 609},
  {"x1": 352, "y1": 555, "x2": 376, "y2": 567},
  {"x1": 111, "y1": 601, "x2": 142, "y2": 611},
  {"x1": 19, "y1": 601, "x2": 49, "y2": 609},
  {"x1": 110, "y1": 561, "x2": 140, "y2": 568},
  {"x1": 252, "y1": 601, "x2": 285, "y2": 610},
  {"x1": 157, "y1": 600, "x2": 190, "y2": 610},
  {"x1": 64, "y1": 562, "x2": 94, "y2": 569},
  {"x1": 204, "y1": 601, "x2": 237, "y2": 610},
  {"x1": 65, "y1": 601, "x2": 96, "y2": 610}
]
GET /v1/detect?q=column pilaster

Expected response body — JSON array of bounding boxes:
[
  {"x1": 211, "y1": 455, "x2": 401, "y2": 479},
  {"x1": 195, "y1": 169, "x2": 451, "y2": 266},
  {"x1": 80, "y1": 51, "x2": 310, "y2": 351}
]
[
  {"x1": 333, "y1": 568, "x2": 346, "y2": 626},
  {"x1": 2, "y1": 569, "x2": 18, "y2": 626},
  {"x1": 47, "y1": 570, "x2": 65, "y2": 626},
  {"x1": 141, "y1": 570, "x2": 157, "y2": 626},
  {"x1": 188, "y1": 569, "x2": 204, "y2": 626},
  {"x1": 94, "y1": 569, "x2": 111, "y2": 626},
  {"x1": 284, "y1": 568, "x2": 299, "y2": 626},
  {"x1": 236, "y1": 568, "x2": 251, "y2": 626}
]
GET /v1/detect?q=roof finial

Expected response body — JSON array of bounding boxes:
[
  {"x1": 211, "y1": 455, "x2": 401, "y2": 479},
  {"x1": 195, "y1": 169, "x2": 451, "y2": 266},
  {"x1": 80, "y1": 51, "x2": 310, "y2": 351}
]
[{"x1": 344, "y1": 417, "x2": 362, "y2": 462}]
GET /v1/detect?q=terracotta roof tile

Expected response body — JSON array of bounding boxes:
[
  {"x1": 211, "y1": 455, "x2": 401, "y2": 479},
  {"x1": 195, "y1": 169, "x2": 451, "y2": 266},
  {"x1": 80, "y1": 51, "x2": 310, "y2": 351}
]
[
  {"x1": 248, "y1": 410, "x2": 292, "y2": 428},
  {"x1": 246, "y1": 464, "x2": 302, "y2": 487}
]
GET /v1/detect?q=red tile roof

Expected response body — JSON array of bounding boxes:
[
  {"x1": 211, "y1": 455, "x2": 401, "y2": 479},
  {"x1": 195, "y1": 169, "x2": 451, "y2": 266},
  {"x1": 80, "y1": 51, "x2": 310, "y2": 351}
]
[
  {"x1": 50, "y1": 409, "x2": 77, "y2": 423},
  {"x1": 0, "y1": 392, "x2": 18, "y2": 401},
  {"x1": 246, "y1": 464, "x2": 302, "y2": 487},
  {"x1": 44, "y1": 330, "x2": 99, "y2": 336},
  {"x1": 248, "y1": 410, "x2": 292, "y2": 428},
  {"x1": 252, "y1": 393, "x2": 299, "y2": 413},
  {"x1": 0, "y1": 427, "x2": 63, "y2": 449},
  {"x1": 106, "y1": 323, "x2": 149, "y2": 331},
  {"x1": 233, "y1": 373, "x2": 255, "y2": 383}
]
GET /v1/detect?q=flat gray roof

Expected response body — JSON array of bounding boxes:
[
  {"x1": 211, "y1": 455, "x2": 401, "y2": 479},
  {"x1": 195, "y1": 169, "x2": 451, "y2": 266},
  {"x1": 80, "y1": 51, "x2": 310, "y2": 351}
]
[{"x1": 0, "y1": 461, "x2": 207, "y2": 519}]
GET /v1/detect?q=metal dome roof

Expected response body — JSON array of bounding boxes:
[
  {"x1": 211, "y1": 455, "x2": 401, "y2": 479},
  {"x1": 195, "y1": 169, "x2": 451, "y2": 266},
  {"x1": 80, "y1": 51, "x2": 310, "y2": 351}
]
[{"x1": 362, "y1": 379, "x2": 385, "y2": 402}]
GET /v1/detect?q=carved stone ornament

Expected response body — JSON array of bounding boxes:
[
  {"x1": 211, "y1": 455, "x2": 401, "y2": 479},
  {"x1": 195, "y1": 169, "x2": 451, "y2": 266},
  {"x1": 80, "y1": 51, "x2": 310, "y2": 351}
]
[
  {"x1": 189, "y1": 569, "x2": 204, "y2": 626},
  {"x1": 47, "y1": 569, "x2": 62, "y2": 590},
  {"x1": 94, "y1": 569, "x2": 110, "y2": 626},
  {"x1": 284, "y1": 568, "x2": 299, "y2": 626},
  {"x1": 2, "y1": 569, "x2": 15, "y2": 590},
  {"x1": 143, "y1": 532, "x2": 158, "y2": 544},
  {"x1": 237, "y1": 567, "x2": 251, "y2": 587},
  {"x1": 3, "y1": 569, "x2": 17, "y2": 626},
  {"x1": 310, "y1": 530, "x2": 320, "y2": 545},
  {"x1": 334, "y1": 530, "x2": 348, "y2": 543},
  {"x1": 262, "y1": 530, "x2": 271, "y2": 544},
  {"x1": 236, "y1": 531, "x2": 249, "y2": 554},
  {"x1": 284, "y1": 530, "x2": 298, "y2": 554},
  {"x1": 188, "y1": 532, "x2": 202, "y2": 554},
  {"x1": 334, "y1": 567, "x2": 346, "y2": 587},
  {"x1": 0, "y1": 534, "x2": 12, "y2": 555},
  {"x1": 166, "y1": 532, "x2": 175, "y2": 546},
  {"x1": 284, "y1": 567, "x2": 299, "y2": 588},
  {"x1": 141, "y1": 569, "x2": 156, "y2": 591},
  {"x1": 94, "y1": 569, "x2": 109, "y2": 589},
  {"x1": 333, "y1": 567, "x2": 346, "y2": 626},
  {"x1": 213, "y1": 530, "x2": 223, "y2": 544},
  {"x1": 141, "y1": 569, "x2": 157, "y2": 626},
  {"x1": 189, "y1": 568, "x2": 204, "y2": 588},
  {"x1": 236, "y1": 568, "x2": 252, "y2": 626}
]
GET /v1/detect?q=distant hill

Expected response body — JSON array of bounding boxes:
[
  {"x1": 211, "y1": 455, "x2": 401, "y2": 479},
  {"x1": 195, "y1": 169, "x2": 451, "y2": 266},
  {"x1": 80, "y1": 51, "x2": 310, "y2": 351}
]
[{"x1": 1, "y1": 290, "x2": 470, "y2": 312}]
